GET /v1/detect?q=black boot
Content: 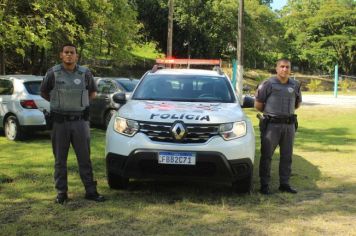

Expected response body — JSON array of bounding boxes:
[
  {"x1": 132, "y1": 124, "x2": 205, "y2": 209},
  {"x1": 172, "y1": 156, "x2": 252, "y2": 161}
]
[
  {"x1": 259, "y1": 185, "x2": 271, "y2": 195},
  {"x1": 279, "y1": 184, "x2": 297, "y2": 194},
  {"x1": 56, "y1": 193, "x2": 68, "y2": 204},
  {"x1": 85, "y1": 191, "x2": 105, "y2": 202}
]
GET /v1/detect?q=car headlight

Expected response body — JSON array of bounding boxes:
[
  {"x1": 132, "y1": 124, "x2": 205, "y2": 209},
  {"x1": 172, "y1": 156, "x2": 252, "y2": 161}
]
[
  {"x1": 219, "y1": 121, "x2": 247, "y2": 140},
  {"x1": 113, "y1": 117, "x2": 139, "y2": 136}
]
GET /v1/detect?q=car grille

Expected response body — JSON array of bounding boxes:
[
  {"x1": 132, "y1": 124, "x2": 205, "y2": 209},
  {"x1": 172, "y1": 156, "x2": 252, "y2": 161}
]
[{"x1": 138, "y1": 121, "x2": 220, "y2": 143}]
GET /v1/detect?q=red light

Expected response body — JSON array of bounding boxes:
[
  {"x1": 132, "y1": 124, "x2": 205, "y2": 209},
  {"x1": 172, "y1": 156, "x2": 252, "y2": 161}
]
[{"x1": 20, "y1": 100, "x2": 38, "y2": 109}]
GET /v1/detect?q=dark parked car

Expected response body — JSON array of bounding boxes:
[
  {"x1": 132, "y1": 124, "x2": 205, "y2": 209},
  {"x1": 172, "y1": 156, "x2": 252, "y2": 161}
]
[{"x1": 90, "y1": 77, "x2": 139, "y2": 127}]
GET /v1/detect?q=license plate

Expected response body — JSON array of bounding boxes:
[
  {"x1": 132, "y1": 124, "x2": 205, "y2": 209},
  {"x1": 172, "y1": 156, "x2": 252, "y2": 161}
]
[{"x1": 158, "y1": 152, "x2": 196, "y2": 165}]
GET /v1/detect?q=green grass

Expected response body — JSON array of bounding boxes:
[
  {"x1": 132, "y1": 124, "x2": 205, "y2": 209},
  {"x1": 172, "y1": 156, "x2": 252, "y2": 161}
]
[
  {"x1": 131, "y1": 42, "x2": 164, "y2": 60},
  {"x1": 1, "y1": 107, "x2": 356, "y2": 235}
]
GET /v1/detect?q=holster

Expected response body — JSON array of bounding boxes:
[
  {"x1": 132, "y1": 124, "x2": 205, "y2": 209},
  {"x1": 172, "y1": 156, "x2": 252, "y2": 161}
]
[
  {"x1": 43, "y1": 109, "x2": 53, "y2": 129},
  {"x1": 83, "y1": 107, "x2": 90, "y2": 121},
  {"x1": 257, "y1": 113, "x2": 268, "y2": 133},
  {"x1": 294, "y1": 114, "x2": 298, "y2": 132}
]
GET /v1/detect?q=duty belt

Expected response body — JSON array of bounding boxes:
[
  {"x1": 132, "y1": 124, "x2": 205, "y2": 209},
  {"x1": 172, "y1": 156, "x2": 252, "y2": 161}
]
[
  {"x1": 52, "y1": 112, "x2": 84, "y2": 122},
  {"x1": 266, "y1": 116, "x2": 296, "y2": 124}
]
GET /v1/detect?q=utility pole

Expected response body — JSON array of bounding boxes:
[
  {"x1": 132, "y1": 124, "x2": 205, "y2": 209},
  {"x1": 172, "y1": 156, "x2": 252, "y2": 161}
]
[
  {"x1": 167, "y1": 0, "x2": 174, "y2": 58},
  {"x1": 236, "y1": 0, "x2": 244, "y2": 104}
]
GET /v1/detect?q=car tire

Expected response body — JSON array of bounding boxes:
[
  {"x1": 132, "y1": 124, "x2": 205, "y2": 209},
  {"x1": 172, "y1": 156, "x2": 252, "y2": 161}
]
[
  {"x1": 4, "y1": 115, "x2": 23, "y2": 141},
  {"x1": 104, "y1": 109, "x2": 116, "y2": 128},
  {"x1": 232, "y1": 172, "x2": 252, "y2": 194},
  {"x1": 107, "y1": 171, "x2": 129, "y2": 189}
]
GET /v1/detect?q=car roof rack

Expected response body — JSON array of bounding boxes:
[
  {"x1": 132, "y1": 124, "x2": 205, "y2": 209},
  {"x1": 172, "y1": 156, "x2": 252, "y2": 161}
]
[{"x1": 151, "y1": 64, "x2": 165, "y2": 73}]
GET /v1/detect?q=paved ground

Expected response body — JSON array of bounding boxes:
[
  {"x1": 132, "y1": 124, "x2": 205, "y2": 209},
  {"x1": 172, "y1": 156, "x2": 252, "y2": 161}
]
[{"x1": 302, "y1": 95, "x2": 356, "y2": 107}]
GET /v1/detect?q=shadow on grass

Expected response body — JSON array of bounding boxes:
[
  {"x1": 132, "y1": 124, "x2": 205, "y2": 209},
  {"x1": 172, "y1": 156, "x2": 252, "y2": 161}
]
[{"x1": 295, "y1": 127, "x2": 356, "y2": 153}]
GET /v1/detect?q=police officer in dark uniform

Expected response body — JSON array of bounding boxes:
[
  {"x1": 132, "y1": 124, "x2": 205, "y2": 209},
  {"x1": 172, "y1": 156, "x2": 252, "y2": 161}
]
[
  {"x1": 254, "y1": 58, "x2": 302, "y2": 195},
  {"x1": 40, "y1": 43, "x2": 105, "y2": 203}
]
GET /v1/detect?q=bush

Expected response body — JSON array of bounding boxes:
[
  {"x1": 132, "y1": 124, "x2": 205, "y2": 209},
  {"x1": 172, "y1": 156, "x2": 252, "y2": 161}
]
[
  {"x1": 339, "y1": 78, "x2": 351, "y2": 92},
  {"x1": 306, "y1": 79, "x2": 323, "y2": 92}
]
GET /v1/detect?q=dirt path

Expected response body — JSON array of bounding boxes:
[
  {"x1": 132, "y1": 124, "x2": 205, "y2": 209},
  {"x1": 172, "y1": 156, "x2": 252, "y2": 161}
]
[{"x1": 302, "y1": 95, "x2": 356, "y2": 107}]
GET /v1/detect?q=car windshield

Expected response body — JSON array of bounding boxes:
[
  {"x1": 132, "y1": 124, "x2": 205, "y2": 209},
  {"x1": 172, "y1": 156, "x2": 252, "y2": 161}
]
[
  {"x1": 116, "y1": 79, "x2": 139, "y2": 92},
  {"x1": 132, "y1": 74, "x2": 235, "y2": 103},
  {"x1": 24, "y1": 81, "x2": 41, "y2": 95}
]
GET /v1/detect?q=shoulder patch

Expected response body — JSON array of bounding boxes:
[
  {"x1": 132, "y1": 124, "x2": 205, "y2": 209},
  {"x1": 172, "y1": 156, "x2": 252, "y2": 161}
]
[{"x1": 288, "y1": 87, "x2": 294, "y2": 93}]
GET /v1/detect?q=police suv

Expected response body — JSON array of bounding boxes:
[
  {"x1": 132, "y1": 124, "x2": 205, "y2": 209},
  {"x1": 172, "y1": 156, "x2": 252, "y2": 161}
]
[{"x1": 105, "y1": 59, "x2": 255, "y2": 192}]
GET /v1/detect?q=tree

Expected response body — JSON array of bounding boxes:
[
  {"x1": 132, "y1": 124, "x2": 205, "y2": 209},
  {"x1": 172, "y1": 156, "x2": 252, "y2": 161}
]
[
  {"x1": 135, "y1": 0, "x2": 284, "y2": 69},
  {"x1": 305, "y1": 0, "x2": 356, "y2": 74},
  {"x1": 0, "y1": 0, "x2": 140, "y2": 74},
  {"x1": 280, "y1": 0, "x2": 356, "y2": 74}
]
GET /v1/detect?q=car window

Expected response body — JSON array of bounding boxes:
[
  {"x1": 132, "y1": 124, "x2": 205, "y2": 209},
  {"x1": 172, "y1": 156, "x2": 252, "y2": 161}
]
[
  {"x1": 24, "y1": 81, "x2": 41, "y2": 95},
  {"x1": 133, "y1": 75, "x2": 234, "y2": 102},
  {"x1": 116, "y1": 79, "x2": 138, "y2": 92},
  {"x1": 0, "y1": 79, "x2": 14, "y2": 95},
  {"x1": 108, "y1": 81, "x2": 117, "y2": 93},
  {"x1": 97, "y1": 80, "x2": 115, "y2": 94}
]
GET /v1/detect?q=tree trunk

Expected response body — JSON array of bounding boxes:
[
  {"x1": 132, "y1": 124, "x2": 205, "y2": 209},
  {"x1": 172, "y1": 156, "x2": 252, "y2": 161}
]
[
  {"x1": 0, "y1": 46, "x2": 5, "y2": 75},
  {"x1": 39, "y1": 48, "x2": 46, "y2": 75},
  {"x1": 107, "y1": 43, "x2": 111, "y2": 56}
]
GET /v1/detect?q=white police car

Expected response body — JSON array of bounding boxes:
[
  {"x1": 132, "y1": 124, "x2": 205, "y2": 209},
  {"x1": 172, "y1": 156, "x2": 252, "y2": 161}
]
[{"x1": 105, "y1": 59, "x2": 255, "y2": 192}]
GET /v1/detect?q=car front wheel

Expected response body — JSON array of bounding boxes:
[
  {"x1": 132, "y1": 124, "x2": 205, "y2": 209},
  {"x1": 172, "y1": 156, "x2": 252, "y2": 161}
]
[
  {"x1": 4, "y1": 115, "x2": 23, "y2": 141},
  {"x1": 232, "y1": 172, "x2": 252, "y2": 194},
  {"x1": 107, "y1": 171, "x2": 129, "y2": 189}
]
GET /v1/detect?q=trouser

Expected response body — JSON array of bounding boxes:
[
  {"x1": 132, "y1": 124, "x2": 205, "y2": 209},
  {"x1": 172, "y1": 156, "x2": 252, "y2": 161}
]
[
  {"x1": 259, "y1": 122, "x2": 295, "y2": 186},
  {"x1": 51, "y1": 119, "x2": 97, "y2": 194}
]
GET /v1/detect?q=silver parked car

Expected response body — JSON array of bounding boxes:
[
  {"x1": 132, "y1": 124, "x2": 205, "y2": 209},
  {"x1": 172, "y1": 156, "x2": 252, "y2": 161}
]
[
  {"x1": 90, "y1": 77, "x2": 139, "y2": 128},
  {"x1": 0, "y1": 75, "x2": 49, "y2": 140}
]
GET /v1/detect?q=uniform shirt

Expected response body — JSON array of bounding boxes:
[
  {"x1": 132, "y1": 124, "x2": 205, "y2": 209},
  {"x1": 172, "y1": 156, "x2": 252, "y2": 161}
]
[
  {"x1": 41, "y1": 64, "x2": 97, "y2": 95},
  {"x1": 255, "y1": 77, "x2": 302, "y2": 115}
]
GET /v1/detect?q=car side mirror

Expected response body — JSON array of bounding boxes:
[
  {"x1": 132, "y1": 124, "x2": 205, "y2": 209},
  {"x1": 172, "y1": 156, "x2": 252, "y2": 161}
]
[
  {"x1": 112, "y1": 92, "x2": 126, "y2": 104},
  {"x1": 241, "y1": 95, "x2": 255, "y2": 108}
]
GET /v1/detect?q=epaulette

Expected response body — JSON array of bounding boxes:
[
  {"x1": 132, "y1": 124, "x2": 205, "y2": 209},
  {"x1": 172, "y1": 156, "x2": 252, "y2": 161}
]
[
  {"x1": 52, "y1": 65, "x2": 62, "y2": 72},
  {"x1": 77, "y1": 65, "x2": 88, "y2": 74}
]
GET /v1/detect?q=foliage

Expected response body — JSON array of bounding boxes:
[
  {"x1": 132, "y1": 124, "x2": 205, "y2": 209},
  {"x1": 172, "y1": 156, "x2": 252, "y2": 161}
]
[
  {"x1": 135, "y1": 0, "x2": 284, "y2": 69},
  {"x1": 130, "y1": 42, "x2": 164, "y2": 60},
  {"x1": 280, "y1": 0, "x2": 356, "y2": 74},
  {"x1": 0, "y1": 0, "x2": 140, "y2": 74},
  {"x1": 339, "y1": 78, "x2": 351, "y2": 92},
  {"x1": 1, "y1": 0, "x2": 355, "y2": 75},
  {"x1": 306, "y1": 79, "x2": 323, "y2": 92}
]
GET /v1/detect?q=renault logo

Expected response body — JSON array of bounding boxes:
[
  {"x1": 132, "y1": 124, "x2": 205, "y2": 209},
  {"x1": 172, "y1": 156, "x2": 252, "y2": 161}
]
[{"x1": 171, "y1": 122, "x2": 186, "y2": 140}]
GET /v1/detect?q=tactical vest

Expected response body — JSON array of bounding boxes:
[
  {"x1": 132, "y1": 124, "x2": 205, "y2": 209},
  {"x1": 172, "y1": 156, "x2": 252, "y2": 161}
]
[
  {"x1": 263, "y1": 78, "x2": 299, "y2": 117},
  {"x1": 49, "y1": 65, "x2": 89, "y2": 114}
]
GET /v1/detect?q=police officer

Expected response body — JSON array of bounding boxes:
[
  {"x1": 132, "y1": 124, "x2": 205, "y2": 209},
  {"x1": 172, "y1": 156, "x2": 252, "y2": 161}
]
[
  {"x1": 40, "y1": 43, "x2": 105, "y2": 203},
  {"x1": 254, "y1": 58, "x2": 302, "y2": 195}
]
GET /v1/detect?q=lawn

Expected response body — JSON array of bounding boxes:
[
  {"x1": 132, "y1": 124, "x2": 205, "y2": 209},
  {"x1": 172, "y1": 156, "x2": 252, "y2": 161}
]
[{"x1": 0, "y1": 106, "x2": 355, "y2": 235}]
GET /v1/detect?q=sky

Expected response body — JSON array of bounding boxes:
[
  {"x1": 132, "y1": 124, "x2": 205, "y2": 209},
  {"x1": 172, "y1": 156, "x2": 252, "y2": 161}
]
[{"x1": 271, "y1": 0, "x2": 288, "y2": 10}]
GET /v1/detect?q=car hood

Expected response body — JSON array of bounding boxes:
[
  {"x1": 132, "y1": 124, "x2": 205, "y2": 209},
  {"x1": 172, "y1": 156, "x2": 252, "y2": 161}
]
[{"x1": 118, "y1": 100, "x2": 246, "y2": 123}]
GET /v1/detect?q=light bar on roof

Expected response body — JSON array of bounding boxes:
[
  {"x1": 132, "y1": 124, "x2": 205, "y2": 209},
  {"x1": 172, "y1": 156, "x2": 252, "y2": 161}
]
[{"x1": 156, "y1": 58, "x2": 221, "y2": 65}]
